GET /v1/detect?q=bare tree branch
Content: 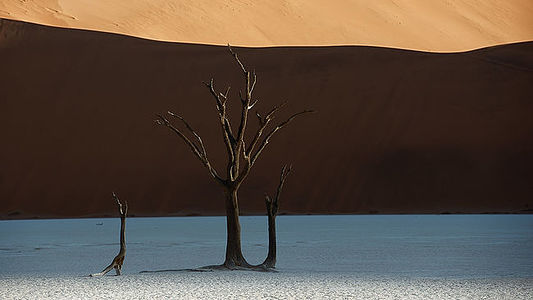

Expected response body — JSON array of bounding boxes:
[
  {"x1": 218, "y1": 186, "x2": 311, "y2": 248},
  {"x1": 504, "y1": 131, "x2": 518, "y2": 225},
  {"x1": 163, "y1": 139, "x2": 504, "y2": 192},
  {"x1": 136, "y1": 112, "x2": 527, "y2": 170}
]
[
  {"x1": 236, "y1": 110, "x2": 313, "y2": 184},
  {"x1": 275, "y1": 165, "x2": 292, "y2": 207},
  {"x1": 265, "y1": 164, "x2": 291, "y2": 216},
  {"x1": 232, "y1": 62, "x2": 254, "y2": 180},
  {"x1": 112, "y1": 191, "x2": 127, "y2": 216},
  {"x1": 203, "y1": 79, "x2": 225, "y2": 113},
  {"x1": 250, "y1": 70, "x2": 257, "y2": 95},
  {"x1": 266, "y1": 102, "x2": 288, "y2": 119},
  {"x1": 156, "y1": 114, "x2": 223, "y2": 185},
  {"x1": 203, "y1": 79, "x2": 236, "y2": 167},
  {"x1": 219, "y1": 86, "x2": 231, "y2": 106},
  {"x1": 228, "y1": 45, "x2": 254, "y2": 181},
  {"x1": 203, "y1": 80, "x2": 235, "y2": 140},
  {"x1": 167, "y1": 111, "x2": 207, "y2": 158},
  {"x1": 251, "y1": 110, "x2": 314, "y2": 166},
  {"x1": 238, "y1": 90, "x2": 245, "y2": 104},
  {"x1": 246, "y1": 102, "x2": 287, "y2": 157},
  {"x1": 156, "y1": 114, "x2": 202, "y2": 157},
  {"x1": 228, "y1": 44, "x2": 247, "y2": 75},
  {"x1": 248, "y1": 98, "x2": 259, "y2": 110}
]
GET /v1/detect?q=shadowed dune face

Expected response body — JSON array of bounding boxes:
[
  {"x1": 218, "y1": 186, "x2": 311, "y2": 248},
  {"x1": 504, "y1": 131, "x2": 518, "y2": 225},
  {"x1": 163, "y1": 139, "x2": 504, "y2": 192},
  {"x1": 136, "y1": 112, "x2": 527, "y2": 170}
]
[
  {"x1": 0, "y1": 0, "x2": 533, "y2": 51},
  {"x1": 0, "y1": 19, "x2": 532, "y2": 218}
]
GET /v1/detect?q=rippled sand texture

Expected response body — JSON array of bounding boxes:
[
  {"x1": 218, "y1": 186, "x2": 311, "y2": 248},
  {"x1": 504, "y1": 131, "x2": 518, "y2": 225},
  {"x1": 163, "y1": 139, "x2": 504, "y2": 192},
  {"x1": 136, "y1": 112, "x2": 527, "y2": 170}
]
[{"x1": 1, "y1": 0, "x2": 532, "y2": 51}]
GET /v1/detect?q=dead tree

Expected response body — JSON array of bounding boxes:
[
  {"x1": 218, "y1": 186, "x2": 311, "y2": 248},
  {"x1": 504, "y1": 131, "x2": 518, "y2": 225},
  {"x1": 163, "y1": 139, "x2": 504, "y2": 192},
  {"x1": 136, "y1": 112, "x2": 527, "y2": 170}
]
[
  {"x1": 156, "y1": 45, "x2": 313, "y2": 269},
  {"x1": 90, "y1": 192, "x2": 128, "y2": 276},
  {"x1": 261, "y1": 165, "x2": 291, "y2": 269}
]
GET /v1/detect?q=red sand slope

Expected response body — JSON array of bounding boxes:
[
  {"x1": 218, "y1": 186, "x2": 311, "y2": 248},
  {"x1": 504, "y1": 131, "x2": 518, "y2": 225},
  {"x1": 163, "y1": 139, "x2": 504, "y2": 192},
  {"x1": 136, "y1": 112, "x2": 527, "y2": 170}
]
[{"x1": 1, "y1": 19, "x2": 532, "y2": 218}]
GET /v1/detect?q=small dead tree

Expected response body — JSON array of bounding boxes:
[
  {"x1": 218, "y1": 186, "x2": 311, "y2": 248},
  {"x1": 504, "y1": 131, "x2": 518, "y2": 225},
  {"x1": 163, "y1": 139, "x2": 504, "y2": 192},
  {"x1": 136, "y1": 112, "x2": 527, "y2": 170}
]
[
  {"x1": 156, "y1": 45, "x2": 313, "y2": 269},
  {"x1": 90, "y1": 192, "x2": 127, "y2": 276},
  {"x1": 261, "y1": 164, "x2": 291, "y2": 269}
]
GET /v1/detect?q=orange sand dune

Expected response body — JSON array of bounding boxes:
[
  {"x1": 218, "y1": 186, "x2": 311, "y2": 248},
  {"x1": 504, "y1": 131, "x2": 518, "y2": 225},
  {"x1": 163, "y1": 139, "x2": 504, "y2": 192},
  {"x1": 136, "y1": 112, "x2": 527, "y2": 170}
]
[
  {"x1": 1, "y1": 19, "x2": 532, "y2": 218},
  {"x1": 1, "y1": 0, "x2": 532, "y2": 51}
]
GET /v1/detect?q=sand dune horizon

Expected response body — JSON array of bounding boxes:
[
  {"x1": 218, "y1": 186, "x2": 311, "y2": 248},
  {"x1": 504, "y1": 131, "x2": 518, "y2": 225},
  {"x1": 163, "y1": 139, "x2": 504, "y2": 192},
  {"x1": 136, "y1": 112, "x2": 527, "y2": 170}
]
[
  {"x1": 1, "y1": 18, "x2": 532, "y2": 219},
  {"x1": 1, "y1": 0, "x2": 532, "y2": 52}
]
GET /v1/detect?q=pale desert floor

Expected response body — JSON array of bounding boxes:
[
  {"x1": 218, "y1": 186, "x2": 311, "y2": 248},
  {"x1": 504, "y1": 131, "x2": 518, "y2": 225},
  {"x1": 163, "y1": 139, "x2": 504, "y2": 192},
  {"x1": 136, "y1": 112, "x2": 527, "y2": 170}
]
[
  {"x1": 1, "y1": 273, "x2": 532, "y2": 299},
  {"x1": 1, "y1": 216, "x2": 533, "y2": 299}
]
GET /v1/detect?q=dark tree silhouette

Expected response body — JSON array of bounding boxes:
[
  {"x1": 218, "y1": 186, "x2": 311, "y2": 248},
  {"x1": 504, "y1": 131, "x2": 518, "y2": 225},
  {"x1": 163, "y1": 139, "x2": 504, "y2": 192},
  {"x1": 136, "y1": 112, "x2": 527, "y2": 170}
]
[
  {"x1": 261, "y1": 164, "x2": 291, "y2": 269},
  {"x1": 156, "y1": 45, "x2": 312, "y2": 269},
  {"x1": 90, "y1": 192, "x2": 127, "y2": 276}
]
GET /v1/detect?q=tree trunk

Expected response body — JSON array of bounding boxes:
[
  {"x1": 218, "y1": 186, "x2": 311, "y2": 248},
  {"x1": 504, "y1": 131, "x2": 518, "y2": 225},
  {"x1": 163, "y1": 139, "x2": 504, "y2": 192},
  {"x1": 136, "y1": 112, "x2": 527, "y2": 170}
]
[
  {"x1": 223, "y1": 188, "x2": 249, "y2": 268},
  {"x1": 156, "y1": 47, "x2": 311, "y2": 271},
  {"x1": 90, "y1": 193, "x2": 127, "y2": 277},
  {"x1": 261, "y1": 165, "x2": 289, "y2": 269},
  {"x1": 262, "y1": 213, "x2": 276, "y2": 268}
]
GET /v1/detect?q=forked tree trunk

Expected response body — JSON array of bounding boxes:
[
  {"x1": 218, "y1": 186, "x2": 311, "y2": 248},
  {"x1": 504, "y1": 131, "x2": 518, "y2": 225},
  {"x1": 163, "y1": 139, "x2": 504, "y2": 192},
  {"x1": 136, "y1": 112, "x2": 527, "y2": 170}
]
[
  {"x1": 156, "y1": 46, "x2": 312, "y2": 270},
  {"x1": 91, "y1": 192, "x2": 127, "y2": 277}
]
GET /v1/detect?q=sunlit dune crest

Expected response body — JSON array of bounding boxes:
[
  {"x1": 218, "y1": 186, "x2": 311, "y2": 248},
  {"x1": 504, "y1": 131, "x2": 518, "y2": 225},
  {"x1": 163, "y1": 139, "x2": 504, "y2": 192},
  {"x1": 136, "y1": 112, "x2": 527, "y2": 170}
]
[{"x1": 0, "y1": 0, "x2": 532, "y2": 51}]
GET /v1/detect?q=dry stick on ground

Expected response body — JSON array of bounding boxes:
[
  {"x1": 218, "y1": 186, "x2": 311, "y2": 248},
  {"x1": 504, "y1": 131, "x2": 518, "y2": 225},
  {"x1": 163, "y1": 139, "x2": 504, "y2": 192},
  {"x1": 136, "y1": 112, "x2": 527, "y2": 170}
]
[
  {"x1": 261, "y1": 164, "x2": 291, "y2": 269},
  {"x1": 90, "y1": 192, "x2": 128, "y2": 276},
  {"x1": 155, "y1": 45, "x2": 313, "y2": 270}
]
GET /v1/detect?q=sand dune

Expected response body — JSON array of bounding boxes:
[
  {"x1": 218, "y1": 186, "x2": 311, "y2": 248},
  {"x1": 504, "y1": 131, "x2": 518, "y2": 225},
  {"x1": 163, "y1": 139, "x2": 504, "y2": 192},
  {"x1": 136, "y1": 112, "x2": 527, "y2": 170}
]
[
  {"x1": 0, "y1": 19, "x2": 532, "y2": 218},
  {"x1": 0, "y1": 0, "x2": 532, "y2": 51}
]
